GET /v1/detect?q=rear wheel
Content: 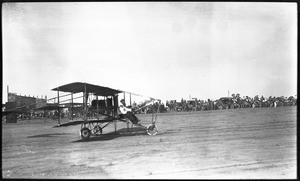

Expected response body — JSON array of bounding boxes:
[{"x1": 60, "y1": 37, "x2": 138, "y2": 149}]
[
  {"x1": 80, "y1": 127, "x2": 91, "y2": 140},
  {"x1": 146, "y1": 124, "x2": 158, "y2": 136}
]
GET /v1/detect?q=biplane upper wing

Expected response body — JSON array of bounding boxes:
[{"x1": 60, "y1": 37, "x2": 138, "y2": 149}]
[
  {"x1": 51, "y1": 82, "x2": 123, "y2": 96},
  {"x1": 51, "y1": 82, "x2": 125, "y2": 127}
]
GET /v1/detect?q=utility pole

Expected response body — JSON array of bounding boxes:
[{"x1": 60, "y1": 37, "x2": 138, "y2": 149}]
[
  {"x1": 7, "y1": 85, "x2": 9, "y2": 102},
  {"x1": 130, "y1": 93, "x2": 132, "y2": 106},
  {"x1": 57, "y1": 89, "x2": 60, "y2": 126}
]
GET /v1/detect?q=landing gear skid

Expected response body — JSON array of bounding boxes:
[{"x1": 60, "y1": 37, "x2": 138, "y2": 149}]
[{"x1": 79, "y1": 118, "x2": 158, "y2": 140}]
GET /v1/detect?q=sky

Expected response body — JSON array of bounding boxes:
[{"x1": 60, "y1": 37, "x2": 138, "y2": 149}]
[{"x1": 2, "y1": 2, "x2": 297, "y2": 104}]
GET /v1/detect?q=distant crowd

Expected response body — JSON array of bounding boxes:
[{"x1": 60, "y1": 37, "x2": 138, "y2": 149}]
[
  {"x1": 6, "y1": 94, "x2": 297, "y2": 121},
  {"x1": 134, "y1": 94, "x2": 297, "y2": 114}
]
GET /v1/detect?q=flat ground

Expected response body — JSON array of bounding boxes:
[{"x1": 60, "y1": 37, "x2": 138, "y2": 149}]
[{"x1": 2, "y1": 106, "x2": 297, "y2": 179}]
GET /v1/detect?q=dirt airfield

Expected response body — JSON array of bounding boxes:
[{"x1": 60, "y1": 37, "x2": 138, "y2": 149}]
[{"x1": 2, "y1": 106, "x2": 297, "y2": 179}]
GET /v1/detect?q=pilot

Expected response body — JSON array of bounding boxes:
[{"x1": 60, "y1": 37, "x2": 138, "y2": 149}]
[{"x1": 118, "y1": 99, "x2": 141, "y2": 125}]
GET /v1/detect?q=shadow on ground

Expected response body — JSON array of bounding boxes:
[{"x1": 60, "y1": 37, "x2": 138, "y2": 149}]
[
  {"x1": 72, "y1": 127, "x2": 149, "y2": 142},
  {"x1": 52, "y1": 120, "x2": 83, "y2": 128},
  {"x1": 28, "y1": 133, "x2": 72, "y2": 138}
]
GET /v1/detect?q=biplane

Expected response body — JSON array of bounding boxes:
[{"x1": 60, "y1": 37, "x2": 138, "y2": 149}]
[{"x1": 51, "y1": 82, "x2": 159, "y2": 140}]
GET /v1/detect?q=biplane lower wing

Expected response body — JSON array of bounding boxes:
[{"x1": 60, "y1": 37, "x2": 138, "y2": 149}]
[
  {"x1": 53, "y1": 116, "x2": 158, "y2": 139},
  {"x1": 52, "y1": 117, "x2": 121, "y2": 128}
]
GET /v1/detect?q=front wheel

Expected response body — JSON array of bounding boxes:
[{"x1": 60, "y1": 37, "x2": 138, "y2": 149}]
[
  {"x1": 146, "y1": 124, "x2": 158, "y2": 136},
  {"x1": 80, "y1": 127, "x2": 91, "y2": 140}
]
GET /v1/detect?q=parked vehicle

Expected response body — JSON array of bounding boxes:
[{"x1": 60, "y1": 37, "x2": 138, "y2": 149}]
[{"x1": 215, "y1": 97, "x2": 234, "y2": 109}]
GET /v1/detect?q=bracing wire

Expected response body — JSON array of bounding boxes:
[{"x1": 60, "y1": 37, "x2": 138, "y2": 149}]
[{"x1": 122, "y1": 90, "x2": 156, "y2": 101}]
